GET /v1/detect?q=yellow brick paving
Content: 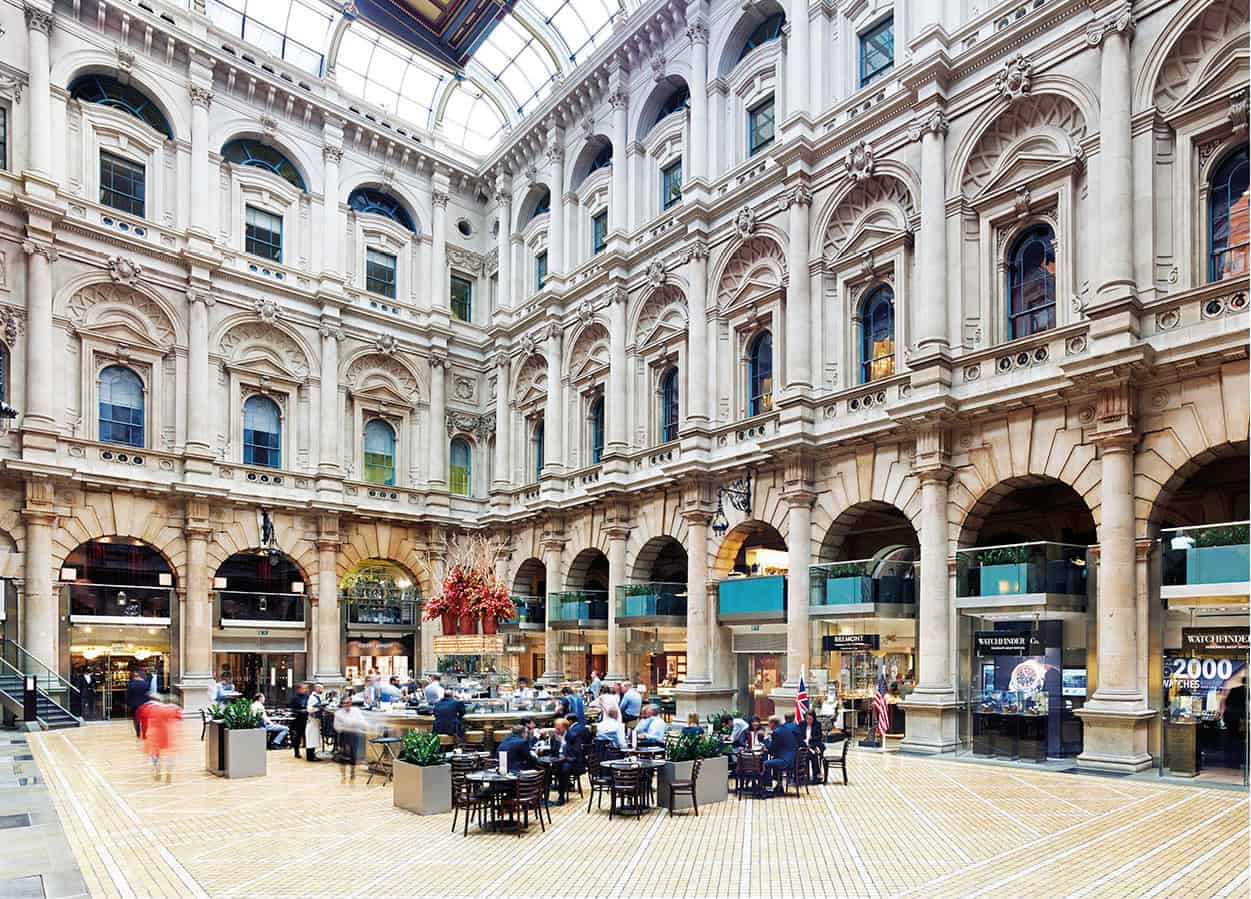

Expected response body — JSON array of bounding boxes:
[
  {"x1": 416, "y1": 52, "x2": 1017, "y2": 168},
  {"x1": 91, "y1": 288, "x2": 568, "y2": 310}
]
[{"x1": 26, "y1": 721, "x2": 1249, "y2": 899}]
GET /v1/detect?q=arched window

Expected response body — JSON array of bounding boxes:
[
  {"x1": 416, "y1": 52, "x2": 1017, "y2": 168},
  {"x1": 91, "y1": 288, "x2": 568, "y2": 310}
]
[
  {"x1": 660, "y1": 367, "x2": 680, "y2": 443},
  {"x1": 588, "y1": 142, "x2": 613, "y2": 174},
  {"x1": 738, "y1": 12, "x2": 785, "y2": 62},
  {"x1": 69, "y1": 75, "x2": 173, "y2": 137},
  {"x1": 530, "y1": 188, "x2": 551, "y2": 222},
  {"x1": 654, "y1": 84, "x2": 690, "y2": 125},
  {"x1": 748, "y1": 331, "x2": 773, "y2": 417},
  {"x1": 1209, "y1": 147, "x2": 1249, "y2": 283},
  {"x1": 1007, "y1": 224, "x2": 1057, "y2": 340},
  {"x1": 589, "y1": 396, "x2": 606, "y2": 464},
  {"x1": 532, "y1": 418, "x2": 545, "y2": 482},
  {"x1": 860, "y1": 285, "x2": 896, "y2": 383},
  {"x1": 0, "y1": 343, "x2": 9, "y2": 404},
  {"x1": 449, "y1": 438, "x2": 472, "y2": 496},
  {"x1": 221, "y1": 139, "x2": 306, "y2": 191},
  {"x1": 363, "y1": 419, "x2": 396, "y2": 485},
  {"x1": 98, "y1": 365, "x2": 144, "y2": 447},
  {"x1": 348, "y1": 187, "x2": 416, "y2": 232},
  {"x1": 242, "y1": 395, "x2": 282, "y2": 468}
]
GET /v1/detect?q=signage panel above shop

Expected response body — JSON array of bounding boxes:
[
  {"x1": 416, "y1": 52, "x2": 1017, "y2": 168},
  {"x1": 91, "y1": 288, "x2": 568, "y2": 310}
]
[
  {"x1": 821, "y1": 633, "x2": 881, "y2": 652},
  {"x1": 1180, "y1": 627, "x2": 1249, "y2": 656},
  {"x1": 973, "y1": 631, "x2": 1045, "y2": 656},
  {"x1": 432, "y1": 635, "x2": 504, "y2": 655}
]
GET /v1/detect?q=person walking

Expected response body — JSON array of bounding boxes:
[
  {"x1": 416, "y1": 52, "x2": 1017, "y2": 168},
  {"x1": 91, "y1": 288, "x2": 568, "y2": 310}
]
[
  {"x1": 288, "y1": 683, "x2": 309, "y2": 759},
  {"x1": 125, "y1": 669, "x2": 152, "y2": 738},
  {"x1": 333, "y1": 698, "x2": 368, "y2": 782},
  {"x1": 143, "y1": 701, "x2": 182, "y2": 781}
]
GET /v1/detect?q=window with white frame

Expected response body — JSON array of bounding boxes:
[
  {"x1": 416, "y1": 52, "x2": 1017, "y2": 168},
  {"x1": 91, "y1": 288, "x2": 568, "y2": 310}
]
[
  {"x1": 366, "y1": 248, "x2": 398, "y2": 298},
  {"x1": 749, "y1": 97, "x2": 775, "y2": 156},
  {"x1": 245, "y1": 205, "x2": 283, "y2": 262}
]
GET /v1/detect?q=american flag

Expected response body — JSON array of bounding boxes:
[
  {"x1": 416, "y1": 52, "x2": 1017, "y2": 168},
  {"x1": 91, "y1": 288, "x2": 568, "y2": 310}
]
[
  {"x1": 873, "y1": 667, "x2": 891, "y2": 738},
  {"x1": 795, "y1": 672, "x2": 809, "y2": 721}
]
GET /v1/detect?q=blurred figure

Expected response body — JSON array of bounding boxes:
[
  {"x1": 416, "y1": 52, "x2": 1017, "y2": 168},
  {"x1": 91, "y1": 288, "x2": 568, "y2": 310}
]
[
  {"x1": 333, "y1": 698, "x2": 368, "y2": 782},
  {"x1": 125, "y1": 669, "x2": 152, "y2": 738},
  {"x1": 635, "y1": 707, "x2": 667, "y2": 747},
  {"x1": 288, "y1": 683, "x2": 309, "y2": 759},
  {"x1": 587, "y1": 670, "x2": 602, "y2": 700},
  {"x1": 251, "y1": 693, "x2": 289, "y2": 749},
  {"x1": 620, "y1": 682, "x2": 643, "y2": 725},
  {"x1": 424, "y1": 673, "x2": 445, "y2": 704},
  {"x1": 680, "y1": 712, "x2": 704, "y2": 737},
  {"x1": 143, "y1": 701, "x2": 182, "y2": 781}
]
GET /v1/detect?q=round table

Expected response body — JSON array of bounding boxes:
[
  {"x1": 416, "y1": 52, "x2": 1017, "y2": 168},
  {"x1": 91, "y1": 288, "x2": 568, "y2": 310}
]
[
  {"x1": 466, "y1": 770, "x2": 520, "y2": 832},
  {"x1": 627, "y1": 746, "x2": 665, "y2": 758},
  {"x1": 601, "y1": 758, "x2": 666, "y2": 813}
]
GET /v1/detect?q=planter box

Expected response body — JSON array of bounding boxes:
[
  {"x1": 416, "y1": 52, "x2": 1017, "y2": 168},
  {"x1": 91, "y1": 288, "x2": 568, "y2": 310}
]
[
  {"x1": 979, "y1": 562, "x2": 1028, "y2": 596},
  {"x1": 657, "y1": 754, "x2": 728, "y2": 811},
  {"x1": 1186, "y1": 544, "x2": 1249, "y2": 585},
  {"x1": 824, "y1": 576, "x2": 871, "y2": 605},
  {"x1": 393, "y1": 760, "x2": 452, "y2": 815},
  {"x1": 205, "y1": 723, "x2": 267, "y2": 779}
]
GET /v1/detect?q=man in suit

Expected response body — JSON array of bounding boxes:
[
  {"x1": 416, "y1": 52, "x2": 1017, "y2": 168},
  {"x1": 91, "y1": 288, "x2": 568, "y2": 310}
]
[
  {"x1": 125, "y1": 670, "x2": 152, "y2": 737},
  {"x1": 288, "y1": 683, "x2": 309, "y2": 759},
  {"x1": 800, "y1": 711, "x2": 824, "y2": 781},
  {"x1": 763, "y1": 714, "x2": 799, "y2": 794},
  {"x1": 432, "y1": 694, "x2": 467, "y2": 739},
  {"x1": 496, "y1": 725, "x2": 534, "y2": 774}
]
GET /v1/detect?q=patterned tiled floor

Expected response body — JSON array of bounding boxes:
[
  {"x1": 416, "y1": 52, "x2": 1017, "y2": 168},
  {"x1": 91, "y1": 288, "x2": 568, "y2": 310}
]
[{"x1": 27, "y1": 721, "x2": 1250, "y2": 899}]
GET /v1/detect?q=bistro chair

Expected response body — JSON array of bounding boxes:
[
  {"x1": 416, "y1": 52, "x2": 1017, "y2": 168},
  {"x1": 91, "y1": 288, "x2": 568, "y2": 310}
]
[
  {"x1": 502, "y1": 770, "x2": 549, "y2": 836},
  {"x1": 785, "y1": 748, "x2": 813, "y2": 796},
  {"x1": 608, "y1": 766, "x2": 645, "y2": 820},
  {"x1": 200, "y1": 708, "x2": 210, "y2": 741},
  {"x1": 666, "y1": 757, "x2": 702, "y2": 817},
  {"x1": 823, "y1": 737, "x2": 850, "y2": 786},
  {"x1": 585, "y1": 749, "x2": 614, "y2": 812},
  {"x1": 735, "y1": 751, "x2": 764, "y2": 800},
  {"x1": 437, "y1": 734, "x2": 456, "y2": 752},
  {"x1": 366, "y1": 735, "x2": 402, "y2": 785},
  {"x1": 463, "y1": 730, "x2": 486, "y2": 751},
  {"x1": 451, "y1": 757, "x2": 490, "y2": 836}
]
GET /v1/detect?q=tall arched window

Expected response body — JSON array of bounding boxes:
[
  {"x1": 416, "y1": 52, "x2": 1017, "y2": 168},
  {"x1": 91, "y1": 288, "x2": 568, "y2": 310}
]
[
  {"x1": 98, "y1": 365, "x2": 144, "y2": 447},
  {"x1": 0, "y1": 343, "x2": 9, "y2": 404},
  {"x1": 68, "y1": 75, "x2": 173, "y2": 137},
  {"x1": 348, "y1": 187, "x2": 416, "y2": 232},
  {"x1": 242, "y1": 395, "x2": 282, "y2": 468},
  {"x1": 1007, "y1": 224, "x2": 1057, "y2": 340},
  {"x1": 1209, "y1": 147, "x2": 1249, "y2": 283},
  {"x1": 363, "y1": 419, "x2": 396, "y2": 485},
  {"x1": 654, "y1": 84, "x2": 690, "y2": 126},
  {"x1": 660, "y1": 367, "x2": 680, "y2": 443},
  {"x1": 532, "y1": 417, "x2": 545, "y2": 482},
  {"x1": 221, "y1": 139, "x2": 306, "y2": 191},
  {"x1": 589, "y1": 396, "x2": 606, "y2": 464},
  {"x1": 748, "y1": 331, "x2": 773, "y2": 416},
  {"x1": 449, "y1": 438, "x2": 472, "y2": 496},
  {"x1": 860, "y1": 285, "x2": 896, "y2": 383},
  {"x1": 738, "y1": 12, "x2": 785, "y2": 62}
]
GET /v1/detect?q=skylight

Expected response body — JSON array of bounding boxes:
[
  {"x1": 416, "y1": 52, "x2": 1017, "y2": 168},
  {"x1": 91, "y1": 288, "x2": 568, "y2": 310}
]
[
  {"x1": 472, "y1": 14, "x2": 559, "y2": 116},
  {"x1": 531, "y1": 0, "x2": 624, "y2": 64}
]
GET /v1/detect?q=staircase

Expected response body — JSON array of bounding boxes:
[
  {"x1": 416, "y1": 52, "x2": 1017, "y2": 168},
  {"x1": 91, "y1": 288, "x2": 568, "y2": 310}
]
[{"x1": 0, "y1": 640, "x2": 82, "y2": 730}]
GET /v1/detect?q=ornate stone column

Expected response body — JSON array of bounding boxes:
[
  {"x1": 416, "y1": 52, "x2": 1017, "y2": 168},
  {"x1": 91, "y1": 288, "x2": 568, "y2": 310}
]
[
  {"x1": 422, "y1": 545, "x2": 445, "y2": 675},
  {"x1": 776, "y1": 455, "x2": 815, "y2": 700},
  {"x1": 317, "y1": 320, "x2": 340, "y2": 476},
  {"x1": 606, "y1": 518, "x2": 629, "y2": 681},
  {"x1": 1077, "y1": 382, "x2": 1152, "y2": 771},
  {"x1": 609, "y1": 82, "x2": 628, "y2": 235},
  {"x1": 321, "y1": 132, "x2": 344, "y2": 280},
  {"x1": 684, "y1": 241, "x2": 710, "y2": 428},
  {"x1": 546, "y1": 137, "x2": 566, "y2": 277},
  {"x1": 542, "y1": 324, "x2": 564, "y2": 473},
  {"x1": 314, "y1": 517, "x2": 344, "y2": 684},
  {"x1": 917, "y1": 110, "x2": 950, "y2": 353},
  {"x1": 607, "y1": 286, "x2": 628, "y2": 456},
  {"x1": 494, "y1": 178, "x2": 512, "y2": 310},
  {"x1": 901, "y1": 428, "x2": 960, "y2": 752},
  {"x1": 179, "y1": 499, "x2": 214, "y2": 706},
  {"x1": 21, "y1": 479, "x2": 56, "y2": 672},
  {"x1": 493, "y1": 355, "x2": 511, "y2": 490},
  {"x1": 430, "y1": 174, "x2": 450, "y2": 309},
  {"x1": 428, "y1": 352, "x2": 447, "y2": 488},
  {"x1": 188, "y1": 81, "x2": 214, "y2": 236},
  {"x1": 783, "y1": 184, "x2": 813, "y2": 394},
  {"x1": 23, "y1": 4, "x2": 53, "y2": 180},
  {"x1": 22, "y1": 239, "x2": 56, "y2": 439},
  {"x1": 541, "y1": 531, "x2": 564, "y2": 683},
  {"x1": 686, "y1": 16, "x2": 709, "y2": 186},
  {"x1": 1093, "y1": 7, "x2": 1135, "y2": 304},
  {"x1": 185, "y1": 292, "x2": 213, "y2": 457}
]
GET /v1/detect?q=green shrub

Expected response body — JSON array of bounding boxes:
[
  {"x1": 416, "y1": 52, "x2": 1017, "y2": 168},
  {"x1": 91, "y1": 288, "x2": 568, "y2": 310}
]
[
  {"x1": 667, "y1": 731, "x2": 725, "y2": 762},
  {"x1": 976, "y1": 545, "x2": 1031, "y2": 565},
  {"x1": 1193, "y1": 524, "x2": 1249, "y2": 548},
  {"x1": 398, "y1": 730, "x2": 446, "y2": 766},
  {"x1": 210, "y1": 697, "x2": 262, "y2": 730}
]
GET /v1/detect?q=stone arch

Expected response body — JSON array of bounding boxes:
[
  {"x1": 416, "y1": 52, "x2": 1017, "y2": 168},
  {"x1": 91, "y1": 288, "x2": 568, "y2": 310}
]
[
  {"x1": 205, "y1": 511, "x2": 317, "y2": 590},
  {"x1": 58, "y1": 276, "x2": 184, "y2": 348},
  {"x1": 955, "y1": 91, "x2": 1089, "y2": 196},
  {"x1": 0, "y1": 524, "x2": 21, "y2": 580},
  {"x1": 511, "y1": 353, "x2": 548, "y2": 406},
  {"x1": 1142, "y1": 0, "x2": 1248, "y2": 113},
  {"x1": 51, "y1": 491, "x2": 187, "y2": 578},
  {"x1": 712, "y1": 0, "x2": 786, "y2": 78},
  {"x1": 55, "y1": 53, "x2": 189, "y2": 141},
  {"x1": 818, "y1": 173, "x2": 916, "y2": 259},
  {"x1": 215, "y1": 317, "x2": 313, "y2": 381},
  {"x1": 568, "y1": 134, "x2": 614, "y2": 192},
  {"x1": 714, "y1": 233, "x2": 787, "y2": 309},
  {"x1": 1145, "y1": 442, "x2": 1248, "y2": 532},
  {"x1": 813, "y1": 445, "x2": 922, "y2": 559},
  {"x1": 512, "y1": 556, "x2": 546, "y2": 597},
  {"x1": 630, "y1": 534, "x2": 688, "y2": 582},
  {"x1": 336, "y1": 523, "x2": 434, "y2": 599},
  {"x1": 213, "y1": 121, "x2": 318, "y2": 194},
  {"x1": 565, "y1": 546, "x2": 610, "y2": 591},
  {"x1": 342, "y1": 350, "x2": 424, "y2": 402},
  {"x1": 565, "y1": 322, "x2": 610, "y2": 382},
  {"x1": 631, "y1": 284, "x2": 688, "y2": 347},
  {"x1": 711, "y1": 519, "x2": 787, "y2": 580},
  {"x1": 634, "y1": 73, "x2": 691, "y2": 143},
  {"x1": 515, "y1": 181, "x2": 554, "y2": 231},
  {"x1": 956, "y1": 475, "x2": 1098, "y2": 550},
  {"x1": 338, "y1": 175, "x2": 425, "y2": 235}
]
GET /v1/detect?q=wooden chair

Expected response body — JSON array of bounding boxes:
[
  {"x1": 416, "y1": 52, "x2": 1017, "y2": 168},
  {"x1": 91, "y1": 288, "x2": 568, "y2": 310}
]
[
  {"x1": 502, "y1": 770, "x2": 549, "y2": 836},
  {"x1": 609, "y1": 766, "x2": 644, "y2": 820},
  {"x1": 784, "y1": 748, "x2": 812, "y2": 796},
  {"x1": 735, "y1": 751, "x2": 764, "y2": 800},
  {"x1": 451, "y1": 757, "x2": 490, "y2": 836},
  {"x1": 585, "y1": 751, "x2": 614, "y2": 812},
  {"x1": 823, "y1": 738, "x2": 850, "y2": 786},
  {"x1": 666, "y1": 757, "x2": 702, "y2": 817}
]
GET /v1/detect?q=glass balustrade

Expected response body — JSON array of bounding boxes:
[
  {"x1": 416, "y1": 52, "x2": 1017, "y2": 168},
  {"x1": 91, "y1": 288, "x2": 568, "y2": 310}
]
[
  {"x1": 809, "y1": 559, "x2": 918, "y2": 608},
  {"x1": 216, "y1": 590, "x2": 306, "y2": 624},
  {"x1": 1161, "y1": 522, "x2": 1249, "y2": 587},
  {"x1": 66, "y1": 583, "x2": 171, "y2": 619},
  {"x1": 615, "y1": 582, "x2": 688, "y2": 620},
  {"x1": 955, "y1": 542, "x2": 1089, "y2": 598},
  {"x1": 717, "y1": 575, "x2": 787, "y2": 622},
  {"x1": 546, "y1": 591, "x2": 609, "y2": 626},
  {"x1": 501, "y1": 595, "x2": 546, "y2": 629}
]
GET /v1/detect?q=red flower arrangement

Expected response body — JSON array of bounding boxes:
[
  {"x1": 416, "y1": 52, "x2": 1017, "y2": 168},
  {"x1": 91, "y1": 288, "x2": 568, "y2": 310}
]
[{"x1": 422, "y1": 537, "x2": 515, "y2": 631}]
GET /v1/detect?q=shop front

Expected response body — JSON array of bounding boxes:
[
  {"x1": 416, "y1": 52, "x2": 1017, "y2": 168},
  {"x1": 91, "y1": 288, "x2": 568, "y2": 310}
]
[
  {"x1": 813, "y1": 626, "x2": 915, "y2": 739},
  {"x1": 59, "y1": 538, "x2": 177, "y2": 719},
  {"x1": 1160, "y1": 623, "x2": 1248, "y2": 783},
  {"x1": 341, "y1": 561, "x2": 421, "y2": 685},
  {"x1": 716, "y1": 522, "x2": 789, "y2": 719}
]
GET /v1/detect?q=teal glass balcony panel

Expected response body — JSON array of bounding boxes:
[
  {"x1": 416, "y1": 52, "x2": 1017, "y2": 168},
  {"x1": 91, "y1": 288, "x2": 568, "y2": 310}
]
[
  {"x1": 717, "y1": 575, "x2": 786, "y2": 621},
  {"x1": 809, "y1": 560, "x2": 917, "y2": 608},
  {"x1": 955, "y1": 543, "x2": 1089, "y2": 598},
  {"x1": 547, "y1": 591, "x2": 609, "y2": 625},
  {"x1": 501, "y1": 594, "x2": 546, "y2": 629},
  {"x1": 615, "y1": 582, "x2": 687, "y2": 620},
  {"x1": 1161, "y1": 523, "x2": 1249, "y2": 587}
]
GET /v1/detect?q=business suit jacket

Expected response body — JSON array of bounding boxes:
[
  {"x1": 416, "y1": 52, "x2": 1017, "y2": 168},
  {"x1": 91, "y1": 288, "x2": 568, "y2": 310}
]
[
  {"x1": 124, "y1": 677, "x2": 150, "y2": 712},
  {"x1": 765, "y1": 724, "x2": 800, "y2": 766},
  {"x1": 432, "y1": 697, "x2": 467, "y2": 736},
  {"x1": 497, "y1": 735, "x2": 533, "y2": 774},
  {"x1": 800, "y1": 720, "x2": 823, "y2": 748}
]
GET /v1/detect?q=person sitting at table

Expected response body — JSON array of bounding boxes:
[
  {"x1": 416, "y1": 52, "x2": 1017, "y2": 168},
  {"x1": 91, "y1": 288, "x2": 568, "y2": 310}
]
[
  {"x1": 567, "y1": 713, "x2": 592, "y2": 756},
  {"x1": 519, "y1": 716, "x2": 539, "y2": 749},
  {"x1": 513, "y1": 678, "x2": 536, "y2": 705},
  {"x1": 433, "y1": 693, "x2": 467, "y2": 739},
  {"x1": 595, "y1": 706, "x2": 628, "y2": 751},
  {"x1": 424, "y1": 674, "x2": 445, "y2": 705},
  {"x1": 251, "y1": 693, "x2": 290, "y2": 749},
  {"x1": 680, "y1": 712, "x2": 704, "y2": 737},
  {"x1": 559, "y1": 685, "x2": 586, "y2": 725},
  {"x1": 595, "y1": 685, "x2": 620, "y2": 721},
  {"x1": 634, "y1": 706, "x2": 667, "y2": 747},
  {"x1": 620, "y1": 682, "x2": 643, "y2": 725},
  {"x1": 377, "y1": 677, "x2": 403, "y2": 703},
  {"x1": 762, "y1": 714, "x2": 799, "y2": 795},
  {"x1": 548, "y1": 717, "x2": 568, "y2": 756},
  {"x1": 800, "y1": 711, "x2": 824, "y2": 781},
  {"x1": 497, "y1": 725, "x2": 535, "y2": 774}
]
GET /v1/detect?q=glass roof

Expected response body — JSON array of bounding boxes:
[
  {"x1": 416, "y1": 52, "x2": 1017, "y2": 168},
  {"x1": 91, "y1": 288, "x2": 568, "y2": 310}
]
[{"x1": 200, "y1": 0, "x2": 639, "y2": 159}]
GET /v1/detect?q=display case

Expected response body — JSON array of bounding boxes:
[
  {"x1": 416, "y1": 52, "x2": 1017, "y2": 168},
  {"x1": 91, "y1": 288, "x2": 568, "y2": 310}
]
[{"x1": 972, "y1": 690, "x2": 1050, "y2": 759}]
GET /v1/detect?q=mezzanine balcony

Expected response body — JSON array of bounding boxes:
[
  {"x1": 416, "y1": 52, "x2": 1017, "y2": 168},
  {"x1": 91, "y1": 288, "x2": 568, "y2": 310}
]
[
  {"x1": 809, "y1": 560, "x2": 917, "y2": 617},
  {"x1": 955, "y1": 542, "x2": 1089, "y2": 612},
  {"x1": 546, "y1": 591, "x2": 608, "y2": 630},
  {"x1": 500, "y1": 595, "x2": 546, "y2": 631},
  {"x1": 717, "y1": 575, "x2": 787, "y2": 624},
  {"x1": 1160, "y1": 522, "x2": 1249, "y2": 602},
  {"x1": 215, "y1": 590, "x2": 306, "y2": 628},
  {"x1": 615, "y1": 582, "x2": 687, "y2": 627}
]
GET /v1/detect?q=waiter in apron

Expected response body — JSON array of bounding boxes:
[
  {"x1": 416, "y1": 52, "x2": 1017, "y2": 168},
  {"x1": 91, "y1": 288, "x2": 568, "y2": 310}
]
[{"x1": 304, "y1": 683, "x2": 325, "y2": 761}]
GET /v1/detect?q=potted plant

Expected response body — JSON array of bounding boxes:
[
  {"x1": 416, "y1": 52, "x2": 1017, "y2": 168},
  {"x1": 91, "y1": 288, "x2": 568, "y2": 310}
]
[
  {"x1": 822, "y1": 561, "x2": 871, "y2": 605},
  {"x1": 658, "y1": 731, "x2": 728, "y2": 811},
  {"x1": 976, "y1": 545, "x2": 1032, "y2": 596},
  {"x1": 393, "y1": 730, "x2": 452, "y2": 815},
  {"x1": 474, "y1": 581, "x2": 516, "y2": 636},
  {"x1": 423, "y1": 586, "x2": 463, "y2": 637},
  {"x1": 204, "y1": 697, "x2": 267, "y2": 779}
]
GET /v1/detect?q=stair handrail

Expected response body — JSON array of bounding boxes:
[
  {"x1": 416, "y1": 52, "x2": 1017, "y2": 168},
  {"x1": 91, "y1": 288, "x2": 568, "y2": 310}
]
[
  {"x1": 0, "y1": 639, "x2": 79, "y2": 697},
  {"x1": 0, "y1": 654, "x2": 81, "y2": 725}
]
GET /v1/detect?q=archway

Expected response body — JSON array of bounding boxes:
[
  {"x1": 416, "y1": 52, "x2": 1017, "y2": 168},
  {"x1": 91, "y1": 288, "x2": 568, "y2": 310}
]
[
  {"x1": 511, "y1": 557, "x2": 547, "y2": 630},
  {"x1": 339, "y1": 560, "x2": 421, "y2": 686},
  {"x1": 61, "y1": 537, "x2": 177, "y2": 719},
  {"x1": 624, "y1": 536, "x2": 689, "y2": 686},
  {"x1": 212, "y1": 549, "x2": 310, "y2": 698},
  {"x1": 1150, "y1": 446, "x2": 1248, "y2": 783}
]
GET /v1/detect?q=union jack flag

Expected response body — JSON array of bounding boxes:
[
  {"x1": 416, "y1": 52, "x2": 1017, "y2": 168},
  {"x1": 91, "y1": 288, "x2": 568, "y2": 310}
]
[
  {"x1": 795, "y1": 672, "x2": 809, "y2": 721},
  {"x1": 873, "y1": 667, "x2": 891, "y2": 738}
]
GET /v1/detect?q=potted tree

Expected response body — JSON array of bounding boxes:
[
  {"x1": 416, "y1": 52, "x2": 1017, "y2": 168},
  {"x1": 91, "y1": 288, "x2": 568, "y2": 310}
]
[
  {"x1": 423, "y1": 586, "x2": 463, "y2": 638},
  {"x1": 658, "y1": 731, "x2": 728, "y2": 811},
  {"x1": 392, "y1": 730, "x2": 452, "y2": 815},
  {"x1": 205, "y1": 697, "x2": 267, "y2": 779},
  {"x1": 474, "y1": 580, "x2": 516, "y2": 636},
  {"x1": 425, "y1": 537, "x2": 515, "y2": 638}
]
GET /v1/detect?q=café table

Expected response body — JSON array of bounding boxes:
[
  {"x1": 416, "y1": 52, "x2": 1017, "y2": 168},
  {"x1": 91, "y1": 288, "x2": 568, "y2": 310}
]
[
  {"x1": 600, "y1": 758, "x2": 666, "y2": 813},
  {"x1": 626, "y1": 745, "x2": 665, "y2": 758},
  {"x1": 466, "y1": 770, "x2": 519, "y2": 832}
]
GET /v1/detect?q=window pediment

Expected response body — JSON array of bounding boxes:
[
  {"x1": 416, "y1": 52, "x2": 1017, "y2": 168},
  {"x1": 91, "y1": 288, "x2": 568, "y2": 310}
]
[
  {"x1": 76, "y1": 102, "x2": 168, "y2": 154},
  {"x1": 833, "y1": 217, "x2": 908, "y2": 267},
  {"x1": 975, "y1": 148, "x2": 1076, "y2": 204},
  {"x1": 75, "y1": 317, "x2": 165, "y2": 353},
  {"x1": 1165, "y1": 52, "x2": 1249, "y2": 124}
]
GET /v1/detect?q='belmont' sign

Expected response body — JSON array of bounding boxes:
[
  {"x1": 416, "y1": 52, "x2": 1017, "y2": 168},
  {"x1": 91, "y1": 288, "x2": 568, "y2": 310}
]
[
  {"x1": 822, "y1": 633, "x2": 880, "y2": 652},
  {"x1": 974, "y1": 631, "x2": 1042, "y2": 656},
  {"x1": 1181, "y1": 627, "x2": 1249, "y2": 656}
]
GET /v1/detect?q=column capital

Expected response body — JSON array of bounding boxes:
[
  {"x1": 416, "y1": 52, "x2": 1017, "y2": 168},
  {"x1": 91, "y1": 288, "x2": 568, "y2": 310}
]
[
  {"x1": 680, "y1": 508, "x2": 713, "y2": 527},
  {"x1": 683, "y1": 240, "x2": 710, "y2": 263},
  {"x1": 494, "y1": 190, "x2": 512, "y2": 207},
  {"x1": 185, "y1": 289, "x2": 215, "y2": 307},
  {"x1": 21, "y1": 239, "x2": 57, "y2": 262},
  {"x1": 914, "y1": 425, "x2": 952, "y2": 472},
  {"x1": 1092, "y1": 381, "x2": 1137, "y2": 445},
  {"x1": 322, "y1": 144, "x2": 344, "y2": 163},
  {"x1": 189, "y1": 84, "x2": 214, "y2": 109},
  {"x1": 1086, "y1": 2, "x2": 1135, "y2": 46},
  {"x1": 607, "y1": 87, "x2": 629, "y2": 111},
  {"x1": 429, "y1": 351, "x2": 447, "y2": 369},
  {"x1": 686, "y1": 20, "x2": 709, "y2": 47},
  {"x1": 318, "y1": 321, "x2": 343, "y2": 341},
  {"x1": 431, "y1": 189, "x2": 450, "y2": 209},
  {"x1": 780, "y1": 183, "x2": 813, "y2": 210},
  {"x1": 24, "y1": 4, "x2": 53, "y2": 35}
]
